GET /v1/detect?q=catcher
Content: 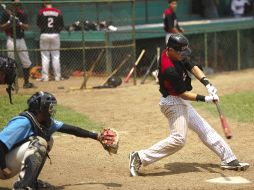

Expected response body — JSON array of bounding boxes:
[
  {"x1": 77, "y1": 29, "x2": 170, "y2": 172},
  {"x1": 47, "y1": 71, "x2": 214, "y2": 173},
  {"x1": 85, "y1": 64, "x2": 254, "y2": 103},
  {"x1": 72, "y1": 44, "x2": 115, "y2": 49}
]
[
  {"x1": 0, "y1": 55, "x2": 16, "y2": 104},
  {"x1": 0, "y1": 91, "x2": 119, "y2": 189}
]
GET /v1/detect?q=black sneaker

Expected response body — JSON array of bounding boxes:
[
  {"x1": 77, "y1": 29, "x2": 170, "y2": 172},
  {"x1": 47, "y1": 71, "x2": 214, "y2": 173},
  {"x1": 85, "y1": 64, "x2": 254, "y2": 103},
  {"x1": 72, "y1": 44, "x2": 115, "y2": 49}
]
[
  {"x1": 221, "y1": 159, "x2": 250, "y2": 171},
  {"x1": 23, "y1": 82, "x2": 35, "y2": 89}
]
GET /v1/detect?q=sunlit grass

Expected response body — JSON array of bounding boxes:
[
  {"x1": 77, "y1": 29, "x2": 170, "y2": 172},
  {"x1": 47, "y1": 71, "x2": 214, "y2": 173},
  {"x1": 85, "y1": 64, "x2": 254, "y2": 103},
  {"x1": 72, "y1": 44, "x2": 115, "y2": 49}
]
[{"x1": 0, "y1": 95, "x2": 101, "y2": 131}]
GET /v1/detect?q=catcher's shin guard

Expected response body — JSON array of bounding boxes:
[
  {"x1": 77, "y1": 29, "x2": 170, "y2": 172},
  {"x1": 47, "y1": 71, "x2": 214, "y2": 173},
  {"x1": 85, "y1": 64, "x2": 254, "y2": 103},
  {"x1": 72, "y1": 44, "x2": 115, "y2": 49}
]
[{"x1": 13, "y1": 137, "x2": 48, "y2": 189}]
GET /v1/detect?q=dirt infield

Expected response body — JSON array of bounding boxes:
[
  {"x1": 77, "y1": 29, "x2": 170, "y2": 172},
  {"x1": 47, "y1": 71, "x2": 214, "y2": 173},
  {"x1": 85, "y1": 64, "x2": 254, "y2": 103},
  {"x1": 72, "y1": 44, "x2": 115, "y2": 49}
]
[{"x1": 1, "y1": 69, "x2": 254, "y2": 190}]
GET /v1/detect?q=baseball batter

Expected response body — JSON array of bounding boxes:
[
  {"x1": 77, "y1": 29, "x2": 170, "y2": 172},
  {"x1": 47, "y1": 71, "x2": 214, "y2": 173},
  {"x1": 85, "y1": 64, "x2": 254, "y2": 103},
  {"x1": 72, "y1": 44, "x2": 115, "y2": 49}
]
[
  {"x1": 0, "y1": 91, "x2": 117, "y2": 189},
  {"x1": 0, "y1": 0, "x2": 34, "y2": 89},
  {"x1": 129, "y1": 34, "x2": 249, "y2": 177},
  {"x1": 37, "y1": 1, "x2": 64, "y2": 81}
]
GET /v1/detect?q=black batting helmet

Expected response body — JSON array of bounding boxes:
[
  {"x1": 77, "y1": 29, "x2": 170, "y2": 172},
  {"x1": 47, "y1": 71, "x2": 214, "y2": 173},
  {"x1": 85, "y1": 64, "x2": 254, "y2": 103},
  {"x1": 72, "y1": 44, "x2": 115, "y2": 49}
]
[
  {"x1": 167, "y1": 34, "x2": 191, "y2": 58},
  {"x1": 107, "y1": 75, "x2": 122, "y2": 88},
  {"x1": 27, "y1": 91, "x2": 57, "y2": 117}
]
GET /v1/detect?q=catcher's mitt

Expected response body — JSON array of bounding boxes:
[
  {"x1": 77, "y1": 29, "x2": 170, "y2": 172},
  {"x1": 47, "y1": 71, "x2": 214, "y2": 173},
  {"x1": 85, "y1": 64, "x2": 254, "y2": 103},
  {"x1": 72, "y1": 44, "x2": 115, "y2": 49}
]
[{"x1": 98, "y1": 128, "x2": 119, "y2": 154}]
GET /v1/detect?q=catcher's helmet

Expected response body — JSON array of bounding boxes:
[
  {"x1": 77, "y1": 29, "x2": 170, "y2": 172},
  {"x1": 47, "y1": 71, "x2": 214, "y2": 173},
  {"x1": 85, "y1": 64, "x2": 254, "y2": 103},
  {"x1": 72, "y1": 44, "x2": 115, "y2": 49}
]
[
  {"x1": 107, "y1": 75, "x2": 122, "y2": 88},
  {"x1": 27, "y1": 91, "x2": 57, "y2": 117},
  {"x1": 167, "y1": 34, "x2": 191, "y2": 58}
]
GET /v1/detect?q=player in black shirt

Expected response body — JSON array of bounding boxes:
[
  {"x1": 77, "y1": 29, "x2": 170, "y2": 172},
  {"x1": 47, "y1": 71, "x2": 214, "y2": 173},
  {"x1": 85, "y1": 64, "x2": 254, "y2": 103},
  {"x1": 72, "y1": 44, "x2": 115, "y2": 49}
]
[
  {"x1": 129, "y1": 34, "x2": 249, "y2": 177},
  {"x1": 0, "y1": 0, "x2": 34, "y2": 89},
  {"x1": 163, "y1": 0, "x2": 184, "y2": 43},
  {"x1": 37, "y1": 1, "x2": 64, "y2": 82}
]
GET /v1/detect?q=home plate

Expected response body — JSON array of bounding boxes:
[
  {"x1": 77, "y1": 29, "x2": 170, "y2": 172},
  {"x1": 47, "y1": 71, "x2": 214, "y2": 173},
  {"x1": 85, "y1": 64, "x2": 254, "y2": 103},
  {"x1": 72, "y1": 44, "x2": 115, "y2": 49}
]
[{"x1": 206, "y1": 176, "x2": 251, "y2": 184}]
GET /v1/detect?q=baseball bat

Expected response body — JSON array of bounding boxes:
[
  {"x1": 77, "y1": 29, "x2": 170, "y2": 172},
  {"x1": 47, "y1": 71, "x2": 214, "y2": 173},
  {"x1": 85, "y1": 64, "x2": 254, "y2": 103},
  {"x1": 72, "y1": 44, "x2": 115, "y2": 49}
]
[
  {"x1": 214, "y1": 101, "x2": 232, "y2": 139},
  {"x1": 80, "y1": 49, "x2": 105, "y2": 89},
  {"x1": 156, "y1": 47, "x2": 161, "y2": 68},
  {"x1": 124, "y1": 49, "x2": 145, "y2": 83},
  {"x1": 140, "y1": 54, "x2": 156, "y2": 84},
  {"x1": 140, "y1": 47, "x2": 160, "y2": 84},
  {"x1": 100, "y1": 54, "x2": 131, "y2": 86}
]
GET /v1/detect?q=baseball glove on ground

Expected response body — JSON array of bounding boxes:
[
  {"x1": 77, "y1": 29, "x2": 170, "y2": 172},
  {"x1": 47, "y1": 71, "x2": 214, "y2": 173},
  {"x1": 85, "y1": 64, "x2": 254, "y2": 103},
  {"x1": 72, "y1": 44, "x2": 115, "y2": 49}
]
[{"x1": 98, "y1": 128, "x2": 119, "y2": 154}]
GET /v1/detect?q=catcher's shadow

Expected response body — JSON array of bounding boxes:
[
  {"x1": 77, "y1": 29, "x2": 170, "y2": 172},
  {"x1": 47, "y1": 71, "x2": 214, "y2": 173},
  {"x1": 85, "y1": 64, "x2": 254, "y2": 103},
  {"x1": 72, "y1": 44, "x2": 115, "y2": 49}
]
[
  {"x1": 142, "y1": 162, "x2": 221, "y2": 177},
  {"x1": 51, "y1": 182, "x2": 122, "y2": 190}
]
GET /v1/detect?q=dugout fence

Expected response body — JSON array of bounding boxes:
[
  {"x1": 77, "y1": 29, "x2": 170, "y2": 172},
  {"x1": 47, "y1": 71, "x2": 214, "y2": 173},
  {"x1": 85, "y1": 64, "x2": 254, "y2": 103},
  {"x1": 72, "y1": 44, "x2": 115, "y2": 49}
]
[{"x1": 0, "y1": 1, "x2": 254, "y2": 93}]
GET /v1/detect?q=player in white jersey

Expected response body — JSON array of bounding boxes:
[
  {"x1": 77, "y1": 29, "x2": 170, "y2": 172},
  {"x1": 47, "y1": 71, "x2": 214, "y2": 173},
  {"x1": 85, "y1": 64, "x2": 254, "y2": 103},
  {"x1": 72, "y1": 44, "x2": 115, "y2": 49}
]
[
  {"x1": 37, "y1": 0, "x2": 64, "y2": 81},
  {"x1": 129, "y1": 34, "x2": 250, "y2": 177}
]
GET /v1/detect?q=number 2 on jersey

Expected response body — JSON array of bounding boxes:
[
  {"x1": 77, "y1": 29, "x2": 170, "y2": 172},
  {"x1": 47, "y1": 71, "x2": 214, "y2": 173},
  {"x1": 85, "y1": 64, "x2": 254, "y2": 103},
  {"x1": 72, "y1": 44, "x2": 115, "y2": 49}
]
[{"x1": 48, "y1": 17, "x2": 54, "y2": 28}]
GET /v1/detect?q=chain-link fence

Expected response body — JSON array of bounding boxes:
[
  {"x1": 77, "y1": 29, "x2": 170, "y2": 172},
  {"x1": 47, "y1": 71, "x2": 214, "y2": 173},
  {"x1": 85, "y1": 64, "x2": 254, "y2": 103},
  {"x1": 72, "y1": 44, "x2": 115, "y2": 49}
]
[
  {"x1": 1, "y1": 1, "x2": 254, "y2": 92},
  {"x1": 0, "y1": 0, "x2": 136, "y2": 90}
]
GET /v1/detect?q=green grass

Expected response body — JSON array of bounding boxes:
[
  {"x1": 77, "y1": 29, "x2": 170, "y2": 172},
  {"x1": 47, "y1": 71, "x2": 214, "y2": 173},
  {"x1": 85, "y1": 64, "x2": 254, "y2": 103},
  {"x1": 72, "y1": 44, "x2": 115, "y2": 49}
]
[
  {"x1": 0, "y1": 95, "x2": 101, "y2": 132},
  {"x1": 193, "y1": 91, "x2": 254, "y2": 123}
]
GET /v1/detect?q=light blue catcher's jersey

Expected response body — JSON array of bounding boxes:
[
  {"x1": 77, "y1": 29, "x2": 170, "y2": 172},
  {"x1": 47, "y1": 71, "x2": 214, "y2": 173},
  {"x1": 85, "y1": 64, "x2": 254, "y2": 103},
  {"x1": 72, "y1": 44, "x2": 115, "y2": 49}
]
[{"x1": 0, "y1": 115, "x2": 63, "y2": 150}]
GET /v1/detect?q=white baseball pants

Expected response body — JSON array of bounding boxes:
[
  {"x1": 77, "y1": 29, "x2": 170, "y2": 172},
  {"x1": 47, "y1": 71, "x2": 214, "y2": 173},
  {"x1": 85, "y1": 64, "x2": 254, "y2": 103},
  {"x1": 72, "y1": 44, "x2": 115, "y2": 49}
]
[
  {"x1": 40, "y1": 33, "x2": 61, "y2": 80},
  {"x1": 7, "y1": 37, "x2": 32, "y2": 69},
  {"x1": 0, "y1": 137, "x2": 53, "y2": 180},
  {"x1": 138, "y1": 96, "x2": 237, "y2": 166}
]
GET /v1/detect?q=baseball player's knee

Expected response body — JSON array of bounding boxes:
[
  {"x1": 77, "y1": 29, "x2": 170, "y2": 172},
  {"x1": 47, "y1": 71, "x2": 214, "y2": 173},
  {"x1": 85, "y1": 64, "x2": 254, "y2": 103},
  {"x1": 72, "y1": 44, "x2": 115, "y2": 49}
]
[
  {"x1": 171, "y1": 133, "x2": 186, "y2": 148},
  {"x1": 25, "y1": 136, "x2": 48, "y2": 158}
]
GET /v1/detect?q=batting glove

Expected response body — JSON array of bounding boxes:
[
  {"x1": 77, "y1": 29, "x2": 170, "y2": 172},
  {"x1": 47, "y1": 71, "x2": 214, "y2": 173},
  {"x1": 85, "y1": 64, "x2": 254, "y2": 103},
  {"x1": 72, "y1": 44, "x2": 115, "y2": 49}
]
[
  {"x1": 205, "y1": 94, "x2": 219, "y2": 103},
  {"x1": 206, "y1": 84, "x2": 217, "y2": 95}
]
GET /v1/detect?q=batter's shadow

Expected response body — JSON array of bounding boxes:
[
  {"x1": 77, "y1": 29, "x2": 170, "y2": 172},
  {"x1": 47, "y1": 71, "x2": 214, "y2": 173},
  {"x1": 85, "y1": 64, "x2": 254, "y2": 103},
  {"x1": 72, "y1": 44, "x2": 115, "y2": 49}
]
[
  {"x1": 48, "y1": 182, "x2": 122, "y2": 190},
  {"x1": 142, "y1": 162, "x2": 221, "y2": 177}
]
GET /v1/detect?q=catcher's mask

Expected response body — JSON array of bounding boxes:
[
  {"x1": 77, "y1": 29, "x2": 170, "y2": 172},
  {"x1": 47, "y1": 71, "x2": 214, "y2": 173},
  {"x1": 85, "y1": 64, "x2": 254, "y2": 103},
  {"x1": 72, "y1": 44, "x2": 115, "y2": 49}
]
[
  {"x1": 167, "y1": 34, "x2": 191, "y2": 59},
  {"x1": 107, "y1": 75, "x2": 122, "y2": 88},
  {"x1": 0, "y1": 56, "x2": 16, "y2": 104},
  {"x1": 27, "y1": 91, "x2": 57, "y2": 127}
]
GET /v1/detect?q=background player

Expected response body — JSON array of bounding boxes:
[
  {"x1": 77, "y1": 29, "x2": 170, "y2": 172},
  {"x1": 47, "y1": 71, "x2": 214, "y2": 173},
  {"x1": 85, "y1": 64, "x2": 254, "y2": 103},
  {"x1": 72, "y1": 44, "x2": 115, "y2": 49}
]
[
  {"x1": 129, "y1": 34, "x2": 249, "y2": 177},
  {"x1": 0, "y1": 91, "x2": 115, "y2": 189},
  {"x1": 37, "y1": 0, "x2": 64, "y2": 82},
  {"x1": 152, "y1": 0, "x2": 184, "y2": 83},
  {"x1": 0, "y1": 0, "x2": 34, "y2": 89},
  {"x1": 163, "y1": 0, "x2": 184, "y2": 44}
]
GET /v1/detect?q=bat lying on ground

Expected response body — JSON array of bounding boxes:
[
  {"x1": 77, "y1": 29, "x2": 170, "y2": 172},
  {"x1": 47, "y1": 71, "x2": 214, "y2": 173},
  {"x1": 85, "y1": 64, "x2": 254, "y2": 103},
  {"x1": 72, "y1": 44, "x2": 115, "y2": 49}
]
[
  {"x1": 124, "y1": 49, "x2": 145, "y2": 83},
  {"x1": 214, "y1": 101, "x2": 232, "y2": 139}
]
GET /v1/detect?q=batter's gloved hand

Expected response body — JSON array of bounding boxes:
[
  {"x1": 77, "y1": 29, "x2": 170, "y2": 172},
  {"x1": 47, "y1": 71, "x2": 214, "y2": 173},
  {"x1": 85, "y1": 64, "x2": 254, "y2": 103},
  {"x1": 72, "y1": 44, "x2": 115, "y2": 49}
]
[
  {"x1": 206, "y1": 84, "x2": 217, "y2": 95},
  {"x1": 98, "y1": 128, "x2": 119, "y2": 155},
  {"x1": 205, "y1": 94, "x2": 219, "y2": 103}
]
